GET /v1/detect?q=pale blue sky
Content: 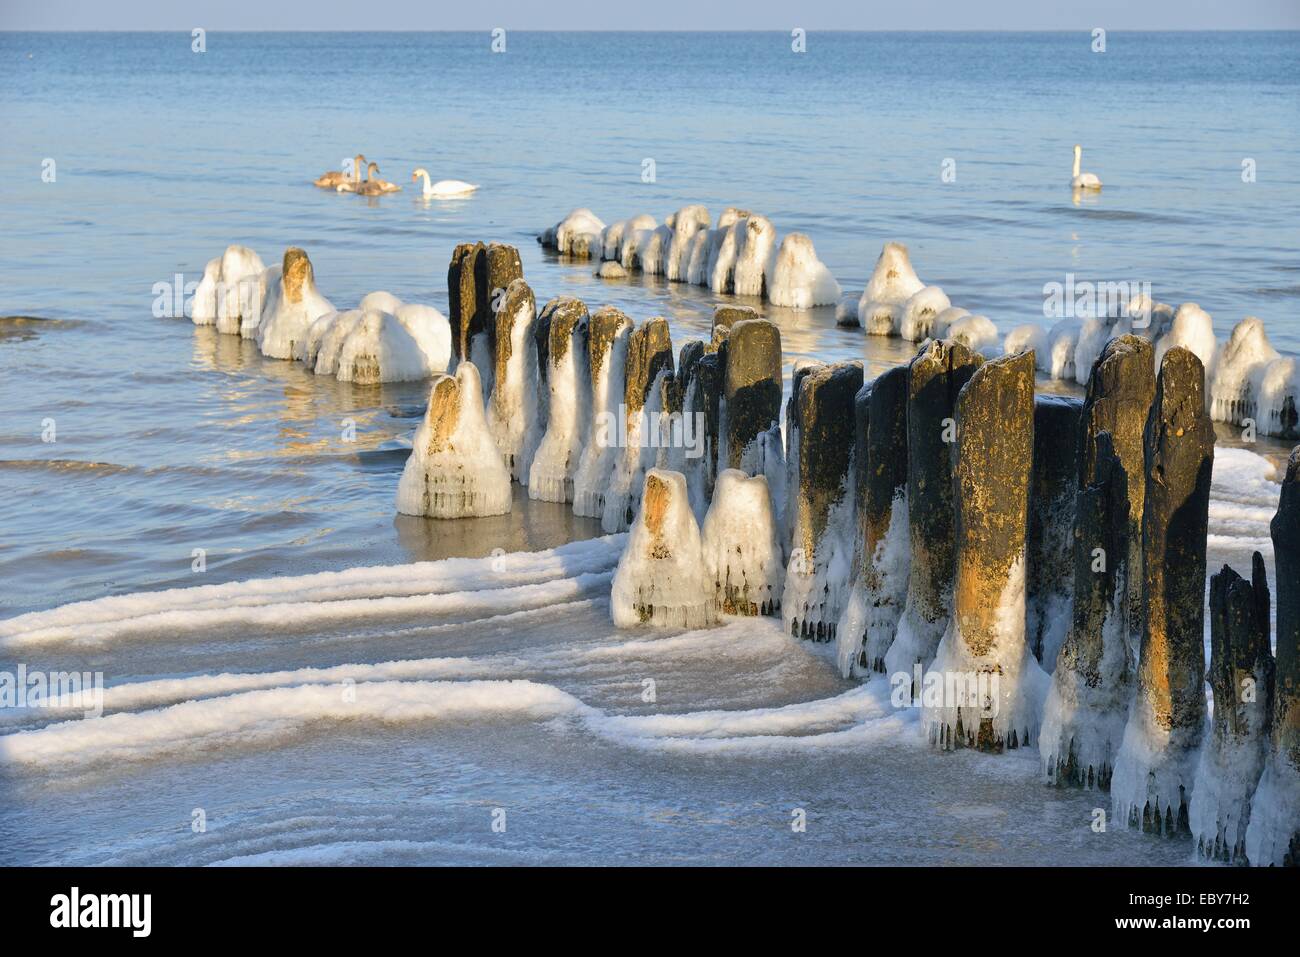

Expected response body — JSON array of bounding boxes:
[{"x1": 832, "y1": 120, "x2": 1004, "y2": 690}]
[{"x1": 2, "y1": 0, "x2": 1298, "y2": 30}]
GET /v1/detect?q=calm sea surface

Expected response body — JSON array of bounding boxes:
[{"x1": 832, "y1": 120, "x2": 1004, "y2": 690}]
[
  {"x1": 1, "y1": 31, "x2": 1297, "y2": 867},
  {"x1": 2, "y1": 30, "x2": 1297, "y2": 613}
]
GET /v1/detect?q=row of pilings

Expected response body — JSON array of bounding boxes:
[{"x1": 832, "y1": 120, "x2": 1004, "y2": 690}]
[{"x1": 409, "y1": 241, "x2": 1298, "y2": 865}]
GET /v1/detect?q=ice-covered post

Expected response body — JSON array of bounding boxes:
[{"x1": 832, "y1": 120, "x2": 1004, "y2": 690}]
[
  {"x1": 483, "y1": 243, "x2": 523, "y2": 307},
  {"x1": 884, "y1": 340, "x2": 983, "y2": 679},
  {"x1": 486, "y1": 278, "x2": 543, "y2": 483},
  {"x1": 447, "y1": 242, "x2": 486, "y2": 364},
  {"x1": 603, "y1": 317, "x2": 674, "y2": 533},
  {"x1": 395, "y1": 362, "x2": 512, "y2": 519},
  {"x1": 257, "y1": 247, "x2": 335, "y2": 359},
  {"x1": 1028, "y1": 395, "x2": 1082, "y2": 669},
  {"x1": 694, "y1": 350, "x2": 726, "y2": 496},
  {"x1": 528, "y1": 297, "x2": 591, "y2": 503},
  {"x1": 573, "y1": 306, "x2": 633, "y2": 518},
  {"x1": 837, "y1": 381, "x2": 874, "y2": 674},
  {"x1": 783, "y1": 361, "x2": 863, "y2": 641},
  {"x1": 711, "y1": 304, "x2": 757, "y2": 354},
  {"x1": 1189, "y1": 555, "x2": 1274, "y2": 862},
  {"x1": 1078, "y1": 335, "x2": 1156, "y2": 662},
  {"x1": 925, "y1": 351, "x2": 1045, "y2": 751},
  {"x1": 780, "y1": 362, "x2": 819, "y2": 555},
  {"x1": 674, "y1": 339, "x2": 711, "y2": 519},
  {"x1": 857, "y1": 241, "x2": 924, "y2": 336},
  {"x1": 1112, "y1": 346, "x2": 1215, "y2": 836},
  {"x1": 666, "y1": 205, "x2": 710, "y2": 282},
  {"x1": 1244, "y1": 445, "x2": 1300, "y2": 865},
  {"x1": 722, "y1": 319, "x2": 783, "y2": 479},
  {"x1": 838, "y1": 366, "x2": 910, "y2": 676},
  {"x1": 610, "y1": 469, "x2": 715, "y2": 629},
  {"x1": 1040, "y1": 431, "x2": 1131, "y2": 788},
  {"x1": 462, "y1": 242, "x2": 520, "y2": 401},
  {"x1": 702, "y1": 469, "x2": 784, "y2": 616}
]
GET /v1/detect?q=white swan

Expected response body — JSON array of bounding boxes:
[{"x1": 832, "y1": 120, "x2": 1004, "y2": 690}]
[
  {"x1": 1071, "y1": 144, "x2": 1102, "y2": 190},
  {"x1": 412, "y1": 168, "x2": 478, "y2": 198}
]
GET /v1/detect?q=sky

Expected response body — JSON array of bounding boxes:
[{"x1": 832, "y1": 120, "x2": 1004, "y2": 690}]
[{"x1": 2, "y1": 0, "x2": 1298, "y2": 31}]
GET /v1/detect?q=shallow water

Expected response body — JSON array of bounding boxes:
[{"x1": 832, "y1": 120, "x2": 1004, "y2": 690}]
[{"x1": 0, "y1": 31, "x2": 1297, "y2": 865}]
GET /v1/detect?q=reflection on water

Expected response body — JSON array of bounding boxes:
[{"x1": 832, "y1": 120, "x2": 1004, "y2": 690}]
[{"x1": 394, "y1": 485, "x2": 605, "y2": 565}]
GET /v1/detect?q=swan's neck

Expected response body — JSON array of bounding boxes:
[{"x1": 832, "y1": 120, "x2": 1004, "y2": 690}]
[
  {"x1": 417, "y1": 170, "x2": 432, "y2": 192},
  {"x1": 1072, "y1": 150, "x2": 1081, "y2": 177},
  {"x1": 354, "y1": 156, "x2": 365, "y2": 182}
]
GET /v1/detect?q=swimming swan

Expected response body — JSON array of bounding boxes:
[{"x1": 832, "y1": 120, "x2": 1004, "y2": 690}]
[
  {"x1": 412, "y1": 168, "x2": 479, "y2": 198},
  {"x1": 1071, "y1": 145, "x2": 1102, "y2": 190},
  {"x1": 314, "y1": 154, "x2": 366, "y2": 189}
]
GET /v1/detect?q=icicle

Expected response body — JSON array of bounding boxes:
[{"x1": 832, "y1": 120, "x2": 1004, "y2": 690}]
[
  {"x1": 528, "y1": 297, "x2": 590, "y2": 503},
  {"x1": 610, "y1": 469, "x2": 715, "y2": 629},
  {"x1": 1112, "y1": 347, "x2": 1215, "y2": 836},
  {"x1": 395, "y1": 362, "x2": 511, "y2": 519},
  {"x1": 924, "y1": 351, "x2": 1047, "y2": 752}
]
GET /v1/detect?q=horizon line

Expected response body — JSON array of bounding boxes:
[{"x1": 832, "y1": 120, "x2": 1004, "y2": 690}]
[{"x1": 3, "y1": 27, "x2": 1298, "y2": 33}]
